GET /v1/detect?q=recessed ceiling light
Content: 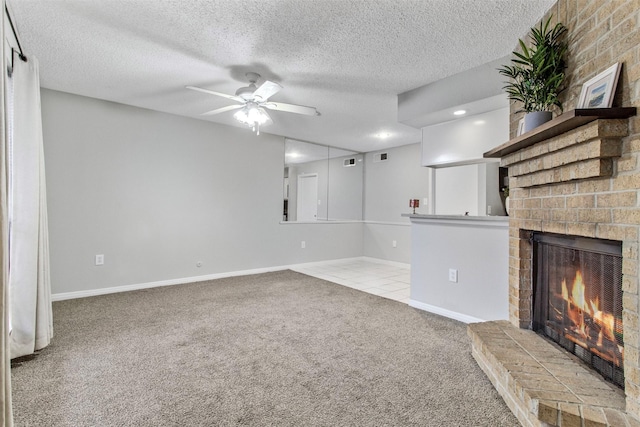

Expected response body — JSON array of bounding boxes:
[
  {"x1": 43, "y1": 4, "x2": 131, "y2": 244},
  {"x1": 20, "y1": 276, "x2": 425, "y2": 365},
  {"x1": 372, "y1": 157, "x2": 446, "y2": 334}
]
[
  {"x1": 375, "y1": 132, "x2": 392, "y2": 139},
  {"x1": 453, "y1": 110, "x2": 466, "y2": 116}
]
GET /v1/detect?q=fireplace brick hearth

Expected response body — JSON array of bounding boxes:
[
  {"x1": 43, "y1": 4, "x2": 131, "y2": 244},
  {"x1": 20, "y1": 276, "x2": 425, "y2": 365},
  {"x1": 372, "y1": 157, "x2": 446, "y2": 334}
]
[{"x1": 468, "y1": 321, "x2": 632, "y2": 427}]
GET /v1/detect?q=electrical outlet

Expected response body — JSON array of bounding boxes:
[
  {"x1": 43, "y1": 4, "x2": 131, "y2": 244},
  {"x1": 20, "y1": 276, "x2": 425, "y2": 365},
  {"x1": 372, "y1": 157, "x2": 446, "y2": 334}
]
[
  {"x1": 301, "y1": 241, "x2": 306, "y2": 249},
  {"x1": 95, "y1": 254, "x2": 104, "y2": 266},
  {"x1": 487, "y1": 205, "x2": 492, "y2": 215},
  {"x1": 448, "y1": 268, "x2": 458, "y2": 283},
  {"x1": 423, "y1": 198, "x2": 428, "y2": 207},
  {"x1": 392, "y1": 240, "x2": 397, "y2": 248}
]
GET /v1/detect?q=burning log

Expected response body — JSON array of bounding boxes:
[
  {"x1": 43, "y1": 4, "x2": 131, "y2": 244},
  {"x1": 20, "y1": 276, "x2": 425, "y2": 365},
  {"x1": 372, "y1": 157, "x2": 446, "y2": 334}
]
[{"x1": 548, "y1": 271, "x2": 624, "y2": 367}]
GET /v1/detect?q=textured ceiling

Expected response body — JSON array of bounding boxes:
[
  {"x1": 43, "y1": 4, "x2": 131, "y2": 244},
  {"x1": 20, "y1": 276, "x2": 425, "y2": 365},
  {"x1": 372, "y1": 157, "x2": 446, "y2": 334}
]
[{"x1": 9, "y1": 0, "x2": 555, "y2": 153}]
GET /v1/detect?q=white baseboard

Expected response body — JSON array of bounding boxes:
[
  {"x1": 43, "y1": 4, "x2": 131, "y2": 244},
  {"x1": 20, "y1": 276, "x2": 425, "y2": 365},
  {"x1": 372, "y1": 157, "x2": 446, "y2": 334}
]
[
  {"x1": 360, "y1": 256, "x2": 410, "y2": 269},
  {"x1": 290, "y1": 256, "x2": 409, "y2": 269},
  {"x1": 408, "y1": 299, "x2": 484, "y2": 324},
  {"x1": 52, "y1": 265, "x2": 291, "y2": 301},
  {"x1": 362, "y1": 220, "x2": 410, "y2": 227},
  {"x1": 52, "y1": 256, "x2": 395, "y2": 301},
  {"x1": 286, "y1": 256, "x2": 365, "y2": 270}
]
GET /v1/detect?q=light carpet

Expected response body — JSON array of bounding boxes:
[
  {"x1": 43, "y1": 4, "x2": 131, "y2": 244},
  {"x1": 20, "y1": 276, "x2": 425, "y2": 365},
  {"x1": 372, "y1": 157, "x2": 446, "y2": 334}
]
[{"x1": 11, "y1": 270, "x2": 518, "y2": 426}]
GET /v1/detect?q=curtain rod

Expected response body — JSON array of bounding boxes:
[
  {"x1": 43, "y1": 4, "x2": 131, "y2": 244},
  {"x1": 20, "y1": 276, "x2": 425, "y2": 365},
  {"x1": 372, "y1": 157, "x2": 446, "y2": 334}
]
[{"x1": 5, "y1": 5, "x2": 26, "y2": 61}]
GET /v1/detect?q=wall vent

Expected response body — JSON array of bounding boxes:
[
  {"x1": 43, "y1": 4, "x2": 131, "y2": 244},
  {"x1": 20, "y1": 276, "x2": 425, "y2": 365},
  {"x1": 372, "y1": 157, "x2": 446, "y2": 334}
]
[
  {"x1": 343, "y1": 158, "x2": 356, "y2": 167},
  {"x1": 373, "y1": 152, "x2": 388, "y2": 163}
]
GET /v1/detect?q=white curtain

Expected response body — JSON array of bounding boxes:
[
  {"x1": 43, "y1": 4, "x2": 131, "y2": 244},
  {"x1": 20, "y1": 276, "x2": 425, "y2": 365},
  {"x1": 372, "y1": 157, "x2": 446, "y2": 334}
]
[
  {"x1": 0, "y1": 1, "x2": 13, "y2": 423},
  {"x1": 8, "y1": 52, "x2": 52, "y2": 359}
]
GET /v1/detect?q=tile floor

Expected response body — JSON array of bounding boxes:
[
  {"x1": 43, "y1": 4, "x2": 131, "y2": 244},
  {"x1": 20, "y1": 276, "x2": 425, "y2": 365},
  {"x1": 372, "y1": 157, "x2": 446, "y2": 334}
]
[{"x1": 291, "y1": 258, "x2": 411, "y2": 304}]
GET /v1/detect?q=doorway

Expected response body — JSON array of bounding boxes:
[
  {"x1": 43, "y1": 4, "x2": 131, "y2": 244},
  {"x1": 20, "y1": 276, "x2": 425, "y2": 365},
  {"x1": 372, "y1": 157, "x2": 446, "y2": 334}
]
[{"x1": 297, "y1": 173, "x2": 318, "y2": 221}]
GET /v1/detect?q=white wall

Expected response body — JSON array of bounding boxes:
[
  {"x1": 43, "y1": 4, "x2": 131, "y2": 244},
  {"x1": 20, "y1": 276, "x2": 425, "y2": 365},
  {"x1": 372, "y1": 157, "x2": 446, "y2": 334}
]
[
  {"x1": 42, "y1": 89, "x2": 363, "y2": 295},
  {"x1": 421, "y1": 107, "x2": 509, "y2": 167},
  {"x1": 423, "y1": 107, "x2": 508, "y2": 217},
  {"x1": 362, "y1": 143, "x2": 429, "y2": 263},
  {"x1": 434, "y1": 162, "x2": 505, "y2": 216},
  {"x1": 398, "y1": 57, "x2": 507, "y2": 128},
  {"x1": 409, "y1": 217, "x2": 509, "y2": 322},
  {"x1": 434, "y1": 164, "x2": 479, "y2": 215}
]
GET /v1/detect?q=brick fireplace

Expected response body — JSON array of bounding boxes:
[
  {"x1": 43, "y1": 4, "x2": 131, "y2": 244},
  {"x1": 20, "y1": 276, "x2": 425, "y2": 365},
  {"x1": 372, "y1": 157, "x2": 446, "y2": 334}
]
[
  {"x1": 466, "y1": 2, "x2": 640, "y2": 425},
  {"x1": 470, "y1": 113, "x2": 640, "y2": 426},
  {"x1": 502, "y1": 117, "x2": 633, "y2": 334}
]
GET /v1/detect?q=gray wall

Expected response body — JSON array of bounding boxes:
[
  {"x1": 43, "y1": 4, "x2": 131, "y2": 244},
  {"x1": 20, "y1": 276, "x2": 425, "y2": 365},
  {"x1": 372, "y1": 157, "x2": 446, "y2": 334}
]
[
  {"x1": 409, "y1": 217, "x2": 509, "y2": 322},
  {"x1": 288, "y1": 153, "x2": 363, "y2": 222},
  {"x1": 42, "y1": 89, "x2": 363, "y2": 295},
  {"x1": 327, "y1": 154, "x2": 363, "y2": 220},
  {"x1": 362, "y1": 143, "x2": 430, "y2": 263}
]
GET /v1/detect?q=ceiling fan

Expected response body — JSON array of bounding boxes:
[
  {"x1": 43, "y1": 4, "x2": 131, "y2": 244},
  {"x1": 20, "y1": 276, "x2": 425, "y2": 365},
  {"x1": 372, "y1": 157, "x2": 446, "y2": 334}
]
[{"x1": 186, "y1": 72, "x2": 320, "y2": 135}]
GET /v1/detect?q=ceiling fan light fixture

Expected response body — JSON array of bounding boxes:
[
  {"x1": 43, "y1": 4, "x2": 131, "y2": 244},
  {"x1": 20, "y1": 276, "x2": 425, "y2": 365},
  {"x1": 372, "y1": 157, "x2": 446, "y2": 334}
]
[{"x1": 234, "y1": 103, "x2": 271, "y2": 134}]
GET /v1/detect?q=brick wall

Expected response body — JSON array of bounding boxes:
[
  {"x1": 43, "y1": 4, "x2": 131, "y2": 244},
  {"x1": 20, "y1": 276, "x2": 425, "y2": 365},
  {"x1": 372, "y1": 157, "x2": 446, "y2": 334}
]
[
  {"x1": 504, "y1": 0, "x2": 640, "y2": 418},
  {"x1": 509, "y1": 1, "x2": 640, "y2": 138},
  {"x1": 505, "y1": 119, "x2": 632, "y2": 324}
]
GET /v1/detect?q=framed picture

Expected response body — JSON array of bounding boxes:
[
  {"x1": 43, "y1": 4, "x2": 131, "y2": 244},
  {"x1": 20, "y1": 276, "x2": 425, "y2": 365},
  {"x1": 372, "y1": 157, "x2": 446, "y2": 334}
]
[
  {"x1": 516, "y1": 118, "x2": 525, "y2": 136},
  {"x1": 577, "y1": 62, "x2": 621, "y2": 109}
]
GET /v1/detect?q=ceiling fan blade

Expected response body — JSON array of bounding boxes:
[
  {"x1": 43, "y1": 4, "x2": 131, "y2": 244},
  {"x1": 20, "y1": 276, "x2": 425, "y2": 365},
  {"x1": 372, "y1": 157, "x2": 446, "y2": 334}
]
[
  {"x1": 261, "y1": 108, "x2": 273, "y2": 124},
  {"x1": 186, "y1": 85, "x2": 244, "y2": 103},
  {"x1": 263, "y1": 102, "x2": 320, "y2": 116},
  {"x1": 253, "y1": 80, "x2": 282, "y2": 102},
  {"x1": 201, "y1": 104, "x2": 244, "y2": 116}
]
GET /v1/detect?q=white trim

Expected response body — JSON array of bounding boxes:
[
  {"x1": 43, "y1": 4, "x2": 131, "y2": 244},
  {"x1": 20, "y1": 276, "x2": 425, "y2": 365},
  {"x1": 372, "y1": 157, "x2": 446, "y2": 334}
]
[
  {"x1": 360, "y1": 256, "x2": 410, "y2": 269},
  {"x1": 278, "y1": 220, "x2": 412, "y2": 226},
  {"x1": 287, "y1": 256, "x2": 366, "y2": 269},
  {"x1": 279, "y1": 220, "x2": 362, "y2": 225},
  {"x1": 51, "y1": 256, "x2": 378, "y2": 301},
  {"x1": 52, "y1": 266, "x2": 286, "y2": 301},
  {"x1": 408, "y1": 299, "x2": 484, "y2": 324}
]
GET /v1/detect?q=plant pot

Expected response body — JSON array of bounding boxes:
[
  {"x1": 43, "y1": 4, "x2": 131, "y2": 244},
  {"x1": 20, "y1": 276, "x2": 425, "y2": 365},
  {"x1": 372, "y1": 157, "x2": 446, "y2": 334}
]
[{"x1": 523, "y1": 111, "x2": 552, "y2": 133}]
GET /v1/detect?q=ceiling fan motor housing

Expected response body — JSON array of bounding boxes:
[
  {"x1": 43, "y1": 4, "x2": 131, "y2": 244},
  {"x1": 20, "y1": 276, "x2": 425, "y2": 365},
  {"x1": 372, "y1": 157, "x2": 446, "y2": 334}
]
[
  {"x1": 235, "y1": 85, "x2": 255, "y2": 100},
  {"x1": 235, "y1": 72, "x2": 261, "y2": 100}
]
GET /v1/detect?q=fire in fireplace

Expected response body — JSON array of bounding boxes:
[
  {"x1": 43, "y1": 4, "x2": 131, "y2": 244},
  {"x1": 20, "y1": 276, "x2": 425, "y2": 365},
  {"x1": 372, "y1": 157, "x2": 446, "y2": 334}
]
[{"x1": 532, "y1": 232, "x2": 624, "y2": 388}]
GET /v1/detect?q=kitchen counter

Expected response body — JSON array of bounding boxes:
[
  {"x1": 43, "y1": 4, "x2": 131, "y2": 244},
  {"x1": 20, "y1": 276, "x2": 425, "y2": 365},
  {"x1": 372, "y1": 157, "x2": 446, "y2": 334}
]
[{"x1": 402, "y1": 214, "x2": 509, "y2": 226}]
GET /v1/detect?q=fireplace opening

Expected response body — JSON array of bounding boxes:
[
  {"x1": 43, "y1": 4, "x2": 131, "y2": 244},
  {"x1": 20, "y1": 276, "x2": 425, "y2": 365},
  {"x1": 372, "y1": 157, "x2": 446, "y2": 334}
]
[{"x1": 532, "y1": 232, "x2": 624, "y2": 388}]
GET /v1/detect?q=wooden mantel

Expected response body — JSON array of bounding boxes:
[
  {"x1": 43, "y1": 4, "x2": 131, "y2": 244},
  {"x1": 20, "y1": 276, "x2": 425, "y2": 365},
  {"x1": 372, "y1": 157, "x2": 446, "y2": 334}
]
[{"x1": 483, "y1": 107, "x2": 637, "y2": 158}]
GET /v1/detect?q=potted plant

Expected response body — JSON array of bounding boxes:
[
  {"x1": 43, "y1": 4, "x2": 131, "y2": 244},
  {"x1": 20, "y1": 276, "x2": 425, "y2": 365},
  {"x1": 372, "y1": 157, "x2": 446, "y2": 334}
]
[{"x1": 498, "y1": 16, "x2": 568, "y2": 133}]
